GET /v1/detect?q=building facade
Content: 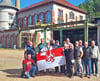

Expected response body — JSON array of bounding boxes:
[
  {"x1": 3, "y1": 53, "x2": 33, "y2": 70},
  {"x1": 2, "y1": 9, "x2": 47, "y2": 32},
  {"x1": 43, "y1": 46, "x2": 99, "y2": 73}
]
[
  {"x1": 16, "y1": 0, "x2": 86, "y2": 48},
  {"x1": 1, "y1": 0, "x2": 98, "y2": 49}
]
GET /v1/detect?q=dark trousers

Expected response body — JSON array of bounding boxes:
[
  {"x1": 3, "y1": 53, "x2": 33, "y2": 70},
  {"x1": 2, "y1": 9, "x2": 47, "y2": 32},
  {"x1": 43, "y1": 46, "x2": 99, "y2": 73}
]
[
  {"x1": 60, "y1": 65, "x2": 65, "y2": 73},
  {"x1": 55, "y1": 67, "x2": 59, "y2": 72},
  {"x1": 91, "y1": 58, "x2": 98, "y2": 74},
  {"x1": 67, "y1": 62, "x2": 74, "y2": 76}
]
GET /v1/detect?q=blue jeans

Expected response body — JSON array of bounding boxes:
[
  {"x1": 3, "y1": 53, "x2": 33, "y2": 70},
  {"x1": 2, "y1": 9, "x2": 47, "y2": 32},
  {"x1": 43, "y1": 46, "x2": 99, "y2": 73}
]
[
  {"x1": 25, "y1": 65, "x2": 36, "y2": 78},
  {"x1": 91, "y1": 58, "x2": 98, "y2": 74},
  {"x1": 84, "y1": 60, "x2": 92, "y2": 76}
]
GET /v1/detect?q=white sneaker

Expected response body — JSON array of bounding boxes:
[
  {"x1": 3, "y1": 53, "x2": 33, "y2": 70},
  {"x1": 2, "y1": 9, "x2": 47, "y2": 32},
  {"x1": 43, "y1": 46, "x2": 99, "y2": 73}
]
[{"x1": 96, "y1": 74, "x2": 99, "y2": 77}]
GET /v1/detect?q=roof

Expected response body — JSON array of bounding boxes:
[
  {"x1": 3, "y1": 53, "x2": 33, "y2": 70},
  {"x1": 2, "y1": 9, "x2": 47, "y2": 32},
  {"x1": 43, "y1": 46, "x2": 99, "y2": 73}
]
[
  {"x1": 18, "y1": 0, "x2": 86, "y2": 14},
  {"x1": 0, "y1": 0, "x2": 18, "y2": 10}
]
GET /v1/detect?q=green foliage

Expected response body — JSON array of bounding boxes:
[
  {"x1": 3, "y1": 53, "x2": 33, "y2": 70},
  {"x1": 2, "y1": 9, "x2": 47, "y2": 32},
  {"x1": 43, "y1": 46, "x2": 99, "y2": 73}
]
[{"x1": 79, "y1": 0, "x2": 100, "y2": 18}]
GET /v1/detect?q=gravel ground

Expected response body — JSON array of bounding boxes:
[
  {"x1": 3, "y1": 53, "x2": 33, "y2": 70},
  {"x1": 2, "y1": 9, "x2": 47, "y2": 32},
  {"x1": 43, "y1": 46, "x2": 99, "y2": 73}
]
[{"x1": 0, "y1": 48, "x2": 100, "y2": 81}]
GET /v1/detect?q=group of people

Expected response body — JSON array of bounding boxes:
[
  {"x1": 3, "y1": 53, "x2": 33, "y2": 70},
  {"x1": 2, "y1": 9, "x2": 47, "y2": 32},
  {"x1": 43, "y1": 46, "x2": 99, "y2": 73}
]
[
  {"x1": 63, "y1": 39, "x2": 100, "y2": 78},
  {"x1": 21, "y1": 38, "x2": 100, "y2": 79}
]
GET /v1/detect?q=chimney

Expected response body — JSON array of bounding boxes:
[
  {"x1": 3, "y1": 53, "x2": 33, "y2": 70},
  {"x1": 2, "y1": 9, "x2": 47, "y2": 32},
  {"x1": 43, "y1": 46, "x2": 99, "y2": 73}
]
[{"x1": 16, "y1": 0, "x2": 20, "y2": 10}]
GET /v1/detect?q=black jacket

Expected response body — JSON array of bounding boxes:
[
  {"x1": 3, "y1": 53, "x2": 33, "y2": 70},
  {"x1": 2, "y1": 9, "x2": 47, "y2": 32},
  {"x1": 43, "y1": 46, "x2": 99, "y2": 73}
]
[
  {"x1": 31, "y1": 47, "x2": 39, "y2": 63},
  {"x1": 83, "y1": 47, "x2": 93, "y2": 61},
  {"x1": 64, "y1": 49, "x2": 74, "y2": 64}
]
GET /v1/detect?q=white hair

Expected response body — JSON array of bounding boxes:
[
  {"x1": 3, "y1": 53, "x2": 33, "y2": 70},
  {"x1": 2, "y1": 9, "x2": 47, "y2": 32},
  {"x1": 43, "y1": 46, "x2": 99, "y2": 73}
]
[{"x1": 84, "y1": 42, "x2": 88, "y2": 45}]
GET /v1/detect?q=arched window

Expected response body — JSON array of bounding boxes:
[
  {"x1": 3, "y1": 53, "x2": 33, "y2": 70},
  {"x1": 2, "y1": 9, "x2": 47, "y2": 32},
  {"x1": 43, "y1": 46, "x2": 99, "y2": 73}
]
[
  {"x1": 28, "y1": 16, "x2": 32, "y2": 26},
  {"x1": 23, "y1": 34, "x2": 28, "y2": 48},
  {"x1": 2, "y1": 36, "x2": 5, "y2": 47},
  {"x1": 69, "y1": 12, "x2": 74, "y2": 19},
  {"x1": 19, "y1": 19, "x2": 22, "y2": 27},
  {"x1": 34, "y1": 14, "x2": 37, "y2": 25},
  {"x1": 46, "y1": 11, "x2": 52, "y2": 24},
  {"x1": 7, "y1": 35, "x2": 10, "y2": 48},
  {"x1": 12, "y1": 35, "x2": 15, "y2": 48},
  {"x1": 40, "y1": 13, "x2": 44, "y2": 24},
  {"x1": 23, "y1": 17, "x2": 27, "y2": 27}
]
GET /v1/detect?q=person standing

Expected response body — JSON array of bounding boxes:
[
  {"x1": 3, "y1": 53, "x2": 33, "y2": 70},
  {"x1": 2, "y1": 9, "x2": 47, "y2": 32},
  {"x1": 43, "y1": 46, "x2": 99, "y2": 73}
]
[
  {"x1": 60, "y1": 41, "x2": 67, "y2": 73},
  {"x1": 90, "y1": 41, "x2": 100, "y2": 77},
  {"x1": 31, "y1": 43, "x2": 39, "y2": 74},
  {"x1": 51, "y1": 40, "x2": 56, "y2": 49},
  {"x1": 24, "y1": 41, "x2": 33, "y2": 58},
  {"x1": 79, "y1": 40, "x2": 85, "y2": 73},
  {"x1": 54, "y1": 40, "x2": 61, "y2": 73},
  {"x1": 79, "y1": 40, "x2": 84, "y2": 48},
  {"x1": 74, "y1": 41, "x2": 83, "y2": 77},
  {"x1": 66, "y1": 38, "x2": 71, "y2": 49},
  {"x1": 41, "y1": 41, "x2": 53, "y2": 73},
  {"x1": 38, "y1": 38, "x2": 46, "y2": 52},
  {"x1": 41, "y1": 41, "x2": 52, "y2": 52},
  {"x1": 64, "y1": 44, "x2": 75, "y2": 78},
  {"x1": 83, "y1": 42, "x2": 92, "y2": 78}
]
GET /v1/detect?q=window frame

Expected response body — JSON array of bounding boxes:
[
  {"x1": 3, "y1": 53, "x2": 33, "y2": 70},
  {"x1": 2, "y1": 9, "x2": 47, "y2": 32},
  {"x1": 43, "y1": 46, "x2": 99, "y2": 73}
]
[
  {"x1": 69, "y1": 12, "x2": 75, "y2": 19},
  {"x1": 46, "y1": 11, "x2": 52, "y2": 24},
  {"x1": 28, "y1": 16, "x2": 32, "y2": 26},
  {"x1": 58, "y1": 9, "x2": 63, "y2": 17}
]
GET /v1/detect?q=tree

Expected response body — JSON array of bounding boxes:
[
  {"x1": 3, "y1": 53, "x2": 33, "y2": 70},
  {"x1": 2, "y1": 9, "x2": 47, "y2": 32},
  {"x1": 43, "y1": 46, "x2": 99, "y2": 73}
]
[{"x1": 79, "y1": 0, "x2": 100, "y2": 18}]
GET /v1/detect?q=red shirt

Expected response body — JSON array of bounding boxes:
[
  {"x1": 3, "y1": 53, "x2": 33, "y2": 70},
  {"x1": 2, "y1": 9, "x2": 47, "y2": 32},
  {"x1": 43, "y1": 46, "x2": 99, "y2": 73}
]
[{"x1": 23, "y1": 59, "x2": 35, "y2": 72}]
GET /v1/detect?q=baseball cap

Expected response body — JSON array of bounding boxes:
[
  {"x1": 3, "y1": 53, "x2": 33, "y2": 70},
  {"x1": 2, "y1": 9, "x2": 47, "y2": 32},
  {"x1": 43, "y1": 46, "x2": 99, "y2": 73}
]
[{"x1": 56, "y1": 40, "x2": 59, "y2": 43}]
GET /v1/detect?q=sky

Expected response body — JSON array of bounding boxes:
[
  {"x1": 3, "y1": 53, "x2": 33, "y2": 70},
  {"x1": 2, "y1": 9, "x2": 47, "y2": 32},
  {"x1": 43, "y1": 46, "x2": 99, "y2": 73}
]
[{"x1": 9, "y1": 0, "x2": 85, "y2": 9}]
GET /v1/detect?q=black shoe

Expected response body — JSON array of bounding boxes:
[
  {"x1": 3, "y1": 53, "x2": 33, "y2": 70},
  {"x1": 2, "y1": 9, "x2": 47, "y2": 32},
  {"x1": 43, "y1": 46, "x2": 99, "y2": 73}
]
[
  {"x1": 21, "y1": 72, "x2": 25, "y2": 78},
  {"x1": 74, "y1": 73, "x2": 78, "y2": 76},
  {"x1": 80, "y1": 74, "x2": 84, "y2": 78}
]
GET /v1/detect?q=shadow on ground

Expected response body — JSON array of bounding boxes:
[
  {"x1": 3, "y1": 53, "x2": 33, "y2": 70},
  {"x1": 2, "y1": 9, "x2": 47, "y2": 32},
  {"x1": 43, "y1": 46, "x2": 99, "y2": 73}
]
[
  {"x1": 1, "y1": 69, "x2": 22, "y2": 78},
  {"x1": 1, "y1": 69, "x2": 66, "y2": 78}
]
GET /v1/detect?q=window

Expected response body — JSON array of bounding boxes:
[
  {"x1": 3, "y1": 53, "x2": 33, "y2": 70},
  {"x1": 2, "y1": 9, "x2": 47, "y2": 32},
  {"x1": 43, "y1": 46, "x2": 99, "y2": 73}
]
[
  {"x1": 58, "y1": 9, "x2": 63, "y2": 17},
  {"x1": 40, "y1": 13, "x2": 44, "y2": 24},
  {"x1": 97, "y1": 20, "x2": 100, "y2": 25},
  {"x1": 69, "y1": 12, "x2": 74, "y2": 19},
  {"x1": 2, "y1": 36, "x2": 5, "y2": 47},
  {"x1": 34, "y1": 15, "x2": 37, "y2": 25},
  {"x1": 8, "y1": 23, "x2": 12, "y2": 28},
  {"x1": 28, "y1": 16, "x2": 32, "y2": 26},
  {"x1": 23, "y1": 17, "x2": 27, "y2": 27},
  {"x1": 80, "y1": 16, "x2": 83, "y2": 20},
  {"x1": 19, "y1": 19, "x2": 22, "y2": 27},
  {"x1": 7, "y1": 35, "x2": 10, "y2": 48},
  {"x1": 12, "y1": 35, "x2": 15, "y2": 48},
  {"x1": 46, "y1": 11, "x2": 52, "y2": 24},
  {"x1": 9, "y1": 14, "x2": 13, "y2": 20},
  {"x1": 58, "y1": 20, "x2": 63, "y2": 24}
]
